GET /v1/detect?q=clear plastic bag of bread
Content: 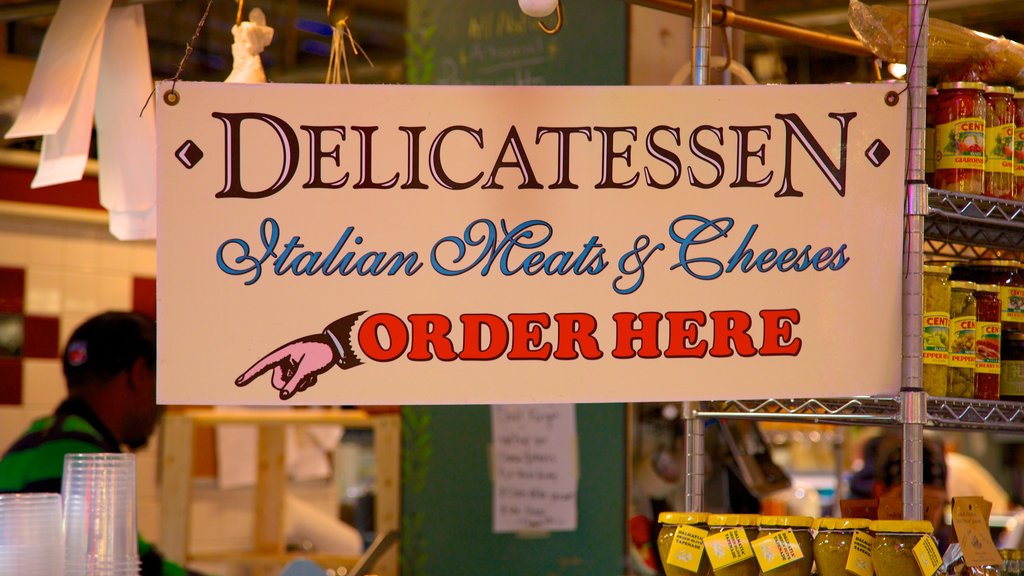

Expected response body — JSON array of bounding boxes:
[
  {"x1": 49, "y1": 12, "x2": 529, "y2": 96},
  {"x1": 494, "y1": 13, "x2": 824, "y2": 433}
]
[{"x1": 849, "y1": 0, "x2": 1024, "y2": 84}]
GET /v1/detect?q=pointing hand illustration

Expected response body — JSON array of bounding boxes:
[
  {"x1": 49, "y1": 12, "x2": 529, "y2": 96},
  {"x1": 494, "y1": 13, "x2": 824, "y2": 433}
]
[
  {"x1": 235, "y1": 312, "x2": 365, "y2": 400},
  {"x1": 236, "y1": 334, "x2": 338, "y2": 400}
]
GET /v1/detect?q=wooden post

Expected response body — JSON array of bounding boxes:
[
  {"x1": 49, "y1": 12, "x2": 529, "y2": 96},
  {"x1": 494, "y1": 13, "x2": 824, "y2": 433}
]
[
  {"x1": 373, "y1": 414, "x2": 401, "y2": 576},
  {"x1": 253, "y1": 425, "x2": 288, "y2": 576},
  {"x1": 159, "y1": 413, "x2": 194, "y2": 564}
]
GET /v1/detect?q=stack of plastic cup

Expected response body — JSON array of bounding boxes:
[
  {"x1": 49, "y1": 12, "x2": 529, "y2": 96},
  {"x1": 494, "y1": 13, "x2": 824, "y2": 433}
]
[
  {"x1": 0, "y1": 492, "x2": 65, "y2": 575},
  {"x1": 62, "y1": 453, "x2": 140, "y2": 576}
]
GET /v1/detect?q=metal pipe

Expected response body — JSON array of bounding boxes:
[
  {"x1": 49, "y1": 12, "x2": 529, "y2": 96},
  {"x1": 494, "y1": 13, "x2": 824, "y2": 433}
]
[
  {"x1": 833, "y1": 429, "x2": 844, "y2": 517},
  {"x1": 627, "y1": 0, "x2": 874, "y2": 57},
  {"x1": 902, "y1": 0, "x2": 929, "y2": 523},
  {"x1": 682, "y1": 0, "x2": 712, "y2": 513},
  {"x1": 683, "y1": 401, "x2": 705, "y2": 511},
  {"x1": 691, "y1": 0, "x2": 713, "y2": 86}
]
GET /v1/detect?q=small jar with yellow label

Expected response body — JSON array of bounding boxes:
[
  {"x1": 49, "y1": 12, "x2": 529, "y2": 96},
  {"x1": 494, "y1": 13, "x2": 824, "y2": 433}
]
[
  {"x1": 754, "y1": 516, "x2": 814, "y2": 576},
  {"x1": 949, "y1": 280, "x2": 978, "y2": 398},
  {"x1": 869, "y1": 520, "x2": 935, "y2": 576},
  {"x1": 813, "y1": 518, "x2": 872, "y2": 576},
  {"x1": 935, "y1": 81, "x2": 987, "y2": 194},
  {"x1": 657, "y1": 512, "x2": 713, "y2": 576},
  {"x1": 1003, "y1": 332, "x2": 1024, "y2": 401},
  {"x1": 924, "y1": 265, "x2": 952, "y2": 396},
  {"x1": 706, "y1": 514, "x2": 760, "y2": 576},
  {"x1": 984, "y1": 86, "x2": 1016, "y2": 199}
]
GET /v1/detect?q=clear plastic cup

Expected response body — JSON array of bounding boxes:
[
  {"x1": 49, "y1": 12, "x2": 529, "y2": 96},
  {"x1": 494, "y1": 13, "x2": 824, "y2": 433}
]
[
  {"x1": 0, "y1": 493, "x2": 65, "y2": 576},
  {"x1": 61, "y1": 453, "x2": 139, "y2": 572}
]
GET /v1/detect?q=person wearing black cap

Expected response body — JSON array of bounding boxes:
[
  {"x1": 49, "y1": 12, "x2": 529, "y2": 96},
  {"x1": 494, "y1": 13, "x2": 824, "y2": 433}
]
[{"x1": 0, "y1": 311, "x2": 202, "y2": 576}]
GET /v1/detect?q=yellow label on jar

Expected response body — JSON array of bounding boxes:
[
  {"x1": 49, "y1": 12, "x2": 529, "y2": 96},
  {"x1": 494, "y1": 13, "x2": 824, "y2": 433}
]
[
  {"x1": 752, "y1": 529, "x2": 804, "y2": 572},
  {"x1": 705, "y1": 528, "x2": 754, "y2": 570},
  {"x1": 845, "y1": 530, "x2": 874, "y2": 576},
  {"x1": 1016, "y1": 127, "x2": 1024, "y2": 177},
  {"x1": 923, "y1": 312, "x2": 950, "y2": 365},
  {"x1": 1002, "y1": 286, "x2": 1024, "y2": 322},
  {"x1": 913, "y1": 535, "x2": 942, "y2": 576},
  {"x1": 985, "y1": 123, "x2": 1015, "y2": 173},
  {"x1": 667, "y1": 525, "x2": 708, "y2": 572},
  {"x1": 950, "y1": 316, "x2": 976, "y2": 368},
  {"x1": 976, "y1": 322, "x2": 1001, "y2": 375},
  {"x1": 936, "y1": 118, "x2": 985, "y2": 170},
  {"x1": 1002, "y1": 361, "x2": 1024, "y2": 396}
]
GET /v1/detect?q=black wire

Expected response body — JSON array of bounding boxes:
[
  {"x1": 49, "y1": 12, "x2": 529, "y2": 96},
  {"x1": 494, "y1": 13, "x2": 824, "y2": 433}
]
[{"x1": 140, "y1": 0, "x2": 214, "y2": 116}]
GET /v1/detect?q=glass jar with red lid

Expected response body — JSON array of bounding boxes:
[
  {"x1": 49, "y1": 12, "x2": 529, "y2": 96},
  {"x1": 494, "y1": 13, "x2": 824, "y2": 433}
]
[
  {"x1": 974, "y1": 284, "x2": 1001, "y2": 400},
  {"x1": 934, "y1": 82, "x2": 987, "y2": 194},
  {"x1": 984, "y1": 86, "x2": 1016, "y2": 199},
  {"x1": 956, "y1": 260, "x2": 1024, "y2": 333},
  {"x1": 1003, "y1": 331, "x2": 1024, "y2": 401},
  {"x1": 1015, "y1": 91, "x2": 1024, "y2": 202},
  {"x1": 926, "y1": 87, "x2": 938, "y2": 187}
]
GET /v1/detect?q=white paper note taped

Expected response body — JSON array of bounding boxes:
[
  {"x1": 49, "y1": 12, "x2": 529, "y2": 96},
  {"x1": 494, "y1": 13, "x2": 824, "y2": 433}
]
[{"x1": 492, "y1": 404, "x2": 578, "y2": 533}]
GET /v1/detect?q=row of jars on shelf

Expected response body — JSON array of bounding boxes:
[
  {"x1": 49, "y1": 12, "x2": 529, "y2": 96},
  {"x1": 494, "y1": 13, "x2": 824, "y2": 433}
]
[
  {"x1": 925, "y1": 82, "x2": 1024, "y2": 201},
  {"x1": 922, "y1": 260, "x2": 1024, "y2": 400},
  {"x1": 657, "y1": 513, "x2": 945, "y2": 576}
]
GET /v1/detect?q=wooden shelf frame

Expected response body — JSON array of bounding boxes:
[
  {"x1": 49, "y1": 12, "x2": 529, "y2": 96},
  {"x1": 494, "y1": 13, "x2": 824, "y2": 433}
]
[{"x1": 160, "y1": 408, "x2": 400, "y2": 576}]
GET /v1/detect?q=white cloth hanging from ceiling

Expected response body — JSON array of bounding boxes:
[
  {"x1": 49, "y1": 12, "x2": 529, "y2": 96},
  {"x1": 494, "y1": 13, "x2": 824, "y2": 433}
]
[{"x1": 5, "y1": 0, "x2": 157, "y2": 240}]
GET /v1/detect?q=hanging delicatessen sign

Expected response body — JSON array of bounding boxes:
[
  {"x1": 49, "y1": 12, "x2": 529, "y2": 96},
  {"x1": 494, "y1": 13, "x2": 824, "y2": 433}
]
[{"x1": 155, "y1": 82, "x2": 905, "y2": 405}]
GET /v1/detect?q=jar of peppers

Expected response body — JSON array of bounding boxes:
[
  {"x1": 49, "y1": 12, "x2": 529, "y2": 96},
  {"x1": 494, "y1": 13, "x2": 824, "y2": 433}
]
[
  {"x1": 960, "y1": 260, "x2": 1024, "y2": 333},
  {"x1": 984, "y1": 86, "x2": 1016, "y2": 199},
  {"x1": 975, "y1": 284, "x2": 1001, "y2": 400},
  {"x1": 1015, "y1": 91, "x2": 1024, "y2": 201},
  {"x1": 934, "y1": 82, "x2": 987, "y2": 194},
  {"x1": 923, "y1": 265, "x2": 952, "y2": 396},
  {"x1": 1004, "y1": 332, "x2": 1024, "y2": 401},
  {"x1": 949, "y1": 281, "x2": 977, "y2": 398}
]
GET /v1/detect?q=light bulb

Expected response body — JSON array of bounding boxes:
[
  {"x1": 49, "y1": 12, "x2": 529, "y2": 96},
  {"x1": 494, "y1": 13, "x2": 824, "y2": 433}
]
[{"x1": 518, "y1": 0, "x2": 557, "y2": 18}]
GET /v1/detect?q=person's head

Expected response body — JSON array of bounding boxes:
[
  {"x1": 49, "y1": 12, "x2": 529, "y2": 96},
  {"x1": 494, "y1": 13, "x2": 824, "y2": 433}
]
[{"x1": 63, "y1": 311, "x2": 158, "y2": 449}]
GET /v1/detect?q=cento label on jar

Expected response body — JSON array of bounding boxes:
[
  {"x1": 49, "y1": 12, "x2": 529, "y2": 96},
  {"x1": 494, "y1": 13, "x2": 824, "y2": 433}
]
[
  {"x1": 976, "y1": 322, "x2": 1001, "y2": 374},
  {"x1": 950, "y1": 317, "x2": 976, "y2": 368},
  {"x1": 986, "y1": 123, "x2": 1015, "y2": 173},
  {"x1": 936, "y1": 118, "x2": 986, "y2": 170},
  {"x1": 923, "y1": 312, "x2": 950, "y2": 365},
  {"x1": 1002, "y1": 286, "x2": 1024, "y2": 322},
  {"x1": 1016, "y1": 127, "x2": 1024, "y2": 176}
]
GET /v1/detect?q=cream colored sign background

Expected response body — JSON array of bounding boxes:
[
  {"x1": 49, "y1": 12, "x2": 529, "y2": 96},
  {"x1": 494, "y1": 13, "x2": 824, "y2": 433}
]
[{"x1": 156, "y1": 82, "x2": 905, "y2": 405}]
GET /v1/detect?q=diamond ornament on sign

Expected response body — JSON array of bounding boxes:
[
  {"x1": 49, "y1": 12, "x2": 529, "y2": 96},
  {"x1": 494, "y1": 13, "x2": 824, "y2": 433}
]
[
  {"x1": 865, "y1": 139, "x2": 891, "y2": 167},
  {"x1": 175, "y1": 140, "x2": 203, "y2": 169}
]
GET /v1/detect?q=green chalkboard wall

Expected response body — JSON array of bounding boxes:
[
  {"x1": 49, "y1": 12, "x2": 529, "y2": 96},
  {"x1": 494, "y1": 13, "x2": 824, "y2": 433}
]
[
  {"x1": 401, "y1": 405, "x2": 627, "y2": 576},
  {"x1": 406, "y1": 0, "x2": 627, "y2": 86},
  {"x1": 401, "y1": 3, "x2": 628, "y2": 574}
]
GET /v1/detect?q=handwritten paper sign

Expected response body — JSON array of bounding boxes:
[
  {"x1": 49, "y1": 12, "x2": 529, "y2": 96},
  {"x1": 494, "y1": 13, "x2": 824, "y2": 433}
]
[
  {"x1": 155, "y1": 82, "x2": 905, "y2": 405},
  {"x1": 491, "y1": 404, "x2": 577, "y2": 532}
]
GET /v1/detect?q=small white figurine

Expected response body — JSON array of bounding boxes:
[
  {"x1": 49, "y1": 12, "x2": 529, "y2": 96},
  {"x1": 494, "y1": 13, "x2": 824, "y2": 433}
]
[{"x1": 226, "y1": 7, "x2": 274, "y2": 84}]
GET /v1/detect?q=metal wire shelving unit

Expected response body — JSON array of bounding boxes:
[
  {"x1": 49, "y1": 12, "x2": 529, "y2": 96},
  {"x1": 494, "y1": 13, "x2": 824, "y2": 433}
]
[
  {"x1": 697, "y1": 395, "x2": 1024, "y2": 433},
  {"x1": 926, "y1": 189, "x2": 1024, "y2": 259},
  {"x1": 638, "y1": 0, "x2": 1024, "y2": 520}
]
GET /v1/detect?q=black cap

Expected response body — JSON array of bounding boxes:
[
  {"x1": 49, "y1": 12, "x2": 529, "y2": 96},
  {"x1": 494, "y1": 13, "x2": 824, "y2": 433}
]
[{"x1": 63, "y1": 312, "x2": 156, "y2": 388}]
